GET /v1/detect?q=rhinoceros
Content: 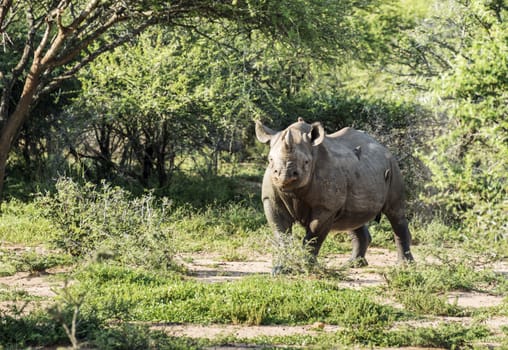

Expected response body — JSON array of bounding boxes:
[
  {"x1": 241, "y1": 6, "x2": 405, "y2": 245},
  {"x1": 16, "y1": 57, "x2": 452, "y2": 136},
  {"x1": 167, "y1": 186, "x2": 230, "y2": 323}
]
[{"x1": 255, "y1": 118, "x2": 414, "y2": 273}]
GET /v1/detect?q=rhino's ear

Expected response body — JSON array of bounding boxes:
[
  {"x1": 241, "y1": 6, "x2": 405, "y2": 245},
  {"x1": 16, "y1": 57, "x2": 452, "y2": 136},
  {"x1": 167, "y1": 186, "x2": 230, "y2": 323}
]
[
  {"x1": 255, "y1": 120, "x2": 277, "y2": 144},
  {"x1": 309, "y1": 122, "x2": 325, "y2": 146}
]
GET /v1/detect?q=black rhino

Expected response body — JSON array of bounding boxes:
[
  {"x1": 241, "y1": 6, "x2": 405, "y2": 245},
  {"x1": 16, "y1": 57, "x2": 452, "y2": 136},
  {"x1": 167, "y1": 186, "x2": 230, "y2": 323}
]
[{"x1": 255, "y1": 118, "x2": 414, "y2": 273}]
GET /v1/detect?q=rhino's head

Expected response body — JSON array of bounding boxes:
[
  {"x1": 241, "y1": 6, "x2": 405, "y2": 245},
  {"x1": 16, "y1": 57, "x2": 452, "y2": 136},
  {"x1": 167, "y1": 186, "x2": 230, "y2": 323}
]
[{"x1": 256, "y1": 118, "x2": 325, "y2": 191}]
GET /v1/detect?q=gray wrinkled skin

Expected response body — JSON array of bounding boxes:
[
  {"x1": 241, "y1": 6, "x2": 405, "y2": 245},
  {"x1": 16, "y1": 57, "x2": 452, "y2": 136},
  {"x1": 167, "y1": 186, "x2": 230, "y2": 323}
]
[{"x1": 256, "y1": 119, "x2": 414, "y2": 274}]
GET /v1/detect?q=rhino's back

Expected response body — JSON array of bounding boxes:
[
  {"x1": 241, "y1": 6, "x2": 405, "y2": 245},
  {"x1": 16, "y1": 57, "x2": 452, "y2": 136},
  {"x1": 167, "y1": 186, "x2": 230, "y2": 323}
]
[
  {"x1": 328, "y1": 127, "x2": 381, "y2": 149},
  {"x1": 312, "y1": 127, "x2": 395, "y2": 230},
  {"x1": 324, "y1": 127, "x2": 393, "y2": 166}
]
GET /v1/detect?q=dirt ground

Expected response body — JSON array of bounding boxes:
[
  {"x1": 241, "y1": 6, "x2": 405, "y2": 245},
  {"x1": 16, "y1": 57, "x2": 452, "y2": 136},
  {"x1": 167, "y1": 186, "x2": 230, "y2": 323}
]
[
  {"x1": 1, "y1": 247, "x2": 507, "y2": 348},
  {"x1": 169, "y1": 248, "x2": 507, "y2": 339}
]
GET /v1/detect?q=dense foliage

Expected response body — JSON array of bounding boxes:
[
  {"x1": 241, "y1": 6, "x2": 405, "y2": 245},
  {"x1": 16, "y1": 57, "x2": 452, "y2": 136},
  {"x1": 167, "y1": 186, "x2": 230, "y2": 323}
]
[
  {"x1": 415, "y1": 0, "x2": 507, "y2": 245},
  {"x1": 1, "y1": 0, "x2": 505, "y2": 250}
]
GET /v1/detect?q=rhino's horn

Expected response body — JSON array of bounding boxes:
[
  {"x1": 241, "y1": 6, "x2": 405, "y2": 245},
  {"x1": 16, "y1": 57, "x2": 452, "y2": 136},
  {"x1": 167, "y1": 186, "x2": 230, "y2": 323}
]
[{"x1": 284, "y1": 129, "x2": 294, "y2": 150}]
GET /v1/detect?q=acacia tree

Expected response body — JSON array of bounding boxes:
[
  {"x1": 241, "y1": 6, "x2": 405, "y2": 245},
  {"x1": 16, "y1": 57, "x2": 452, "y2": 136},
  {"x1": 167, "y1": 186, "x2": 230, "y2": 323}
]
[
  {"x1": 0, "y1": 0, "x2": 378, "y2": 200},
  {"x1": 381, "y1": 0, "x2": 507, "y2": 245},
  {"x1": 420, "y1": 0, "x2": 508, "y2": 244},
  {"x1": 0, "y1": 0, "x2": 154, "y2": 199}
]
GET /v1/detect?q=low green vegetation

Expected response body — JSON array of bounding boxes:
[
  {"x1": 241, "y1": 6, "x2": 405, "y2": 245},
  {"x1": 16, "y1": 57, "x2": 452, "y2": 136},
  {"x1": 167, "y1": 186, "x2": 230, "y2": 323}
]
[
  {"x1": 0, "y1": 200, "x2": 57, "y2": 245},
  {"x1": 73, "y1": 263, "x2": 397, "y2": 327},
  {"x1": 250, "y1": 322, "x2": 491, "y2": 348},
  {"x1": 0, "y1": 176, "x2": 507, "y2": 349},
  {"x1": 0, "y1": 249, "x2": 72, "y2": 276}
]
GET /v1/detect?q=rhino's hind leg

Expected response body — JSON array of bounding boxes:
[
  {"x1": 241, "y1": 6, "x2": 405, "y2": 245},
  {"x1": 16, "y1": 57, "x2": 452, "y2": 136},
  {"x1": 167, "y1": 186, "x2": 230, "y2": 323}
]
[
  {"x1": 387, "y1": 216, "x2": 414, "y2": 263},
  {"x1": 348, "y1": 225, "x2": 372, "y2": 267}
]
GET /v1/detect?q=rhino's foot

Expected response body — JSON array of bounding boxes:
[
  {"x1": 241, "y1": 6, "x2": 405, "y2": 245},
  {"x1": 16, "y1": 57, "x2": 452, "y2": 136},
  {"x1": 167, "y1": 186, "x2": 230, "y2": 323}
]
[
  {"x1": 346, "y1": 257, "x2": 368, "y2": 268},
  {"x1": 271, "y1": 264, "x2": 293, "y2": 276},
  {"x1": 397, "y1": 251, "x2": 415, "y2": 265},
  {"x1": 397, "y1": 250, "x2": 415, "y2": 264}
]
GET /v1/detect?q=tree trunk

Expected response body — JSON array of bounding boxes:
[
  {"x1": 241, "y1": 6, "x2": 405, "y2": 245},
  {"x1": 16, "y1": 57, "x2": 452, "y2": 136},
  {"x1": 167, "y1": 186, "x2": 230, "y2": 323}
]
[
  {"x1": 0, "y1": 66, "x2": 40, "y2": 203},
  {"x1": 142, "y1": 144, "x2": 154, "y2": 186}
]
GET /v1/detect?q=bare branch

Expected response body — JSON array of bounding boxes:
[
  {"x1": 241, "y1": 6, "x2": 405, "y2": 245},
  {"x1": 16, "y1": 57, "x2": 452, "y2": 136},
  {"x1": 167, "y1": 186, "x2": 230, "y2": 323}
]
[
  {"x1": 68, "y1": 0, "x2": 101, "y2": 31},
  {"x1": 0, "y1": 0, "x2": 12, "y2": 30},
  {"x1": 0, "y1": 6, "x2": 37, "y2": 120}
]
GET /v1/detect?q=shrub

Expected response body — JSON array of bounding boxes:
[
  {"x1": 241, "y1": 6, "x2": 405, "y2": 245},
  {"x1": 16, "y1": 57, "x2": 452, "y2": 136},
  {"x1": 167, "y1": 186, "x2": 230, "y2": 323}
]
[
  {"x1": 38, "y1": 178, "x2": 175, "y2": 270},
  {"x1": 420, "y1": 1, "x2": 508, "y2": 256}
]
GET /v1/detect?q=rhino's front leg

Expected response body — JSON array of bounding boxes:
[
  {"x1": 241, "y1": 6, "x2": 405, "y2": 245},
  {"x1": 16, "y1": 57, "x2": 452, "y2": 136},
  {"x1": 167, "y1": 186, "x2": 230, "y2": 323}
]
[
  {"x1": 303, "y1": 209, "x2": 335, "y2": 259},
  {"x1": 262, "y1": 197, "x2": 294, "y2": 275}
]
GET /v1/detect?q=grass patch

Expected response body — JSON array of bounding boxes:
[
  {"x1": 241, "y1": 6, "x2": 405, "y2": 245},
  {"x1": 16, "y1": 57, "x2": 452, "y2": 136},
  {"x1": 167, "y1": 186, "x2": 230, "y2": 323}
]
[
  {"x1": 0, "y1": 199, "x2": 58, "y2": 245},
  {"x1": 384, "y1": 262, "x2": 508, "y2": 317},
  {"x1": 72, "y1": 263, "x2": 402, "y2": 327},
  {"x1": 0, "y1": 248, "x2": 72, "y2": 276},
  {"x1": 169, "y1": 202, "x2": 270, "y2": 254},
  {"x1": 0, "y1": 309, "x2": 68, "y2": 348},
  {"x1": 87, "y1": 323, "x2": 211, "y2": 350},
  {"x1": 386, "y1": 262, "x2": 506, "y2": 294},
  {"x1": 386, "y1": 323, "x2": 491, "y2": 349},
  {"x1": 241, "y1": 322, "x2": 490, "y2": 349}
]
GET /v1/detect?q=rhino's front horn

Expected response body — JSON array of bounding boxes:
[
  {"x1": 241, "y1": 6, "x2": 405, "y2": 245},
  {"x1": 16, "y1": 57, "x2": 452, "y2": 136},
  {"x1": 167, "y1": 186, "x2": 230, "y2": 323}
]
[{"x1": 284, "y1": 129, "x2": 293, "y2": 149}]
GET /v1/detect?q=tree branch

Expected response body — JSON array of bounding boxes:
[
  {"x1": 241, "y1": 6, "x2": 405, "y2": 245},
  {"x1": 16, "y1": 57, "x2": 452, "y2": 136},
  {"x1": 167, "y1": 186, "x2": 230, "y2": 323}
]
[
  {"x1": 0, "y1": 6, "x2": 37, "y2": 120},
  {"x1": 0, "y1": 0, "x2": 12, "y2": 31},
  {"x1": 36, "y1": 18, "x2": 157, "y2": 99}
]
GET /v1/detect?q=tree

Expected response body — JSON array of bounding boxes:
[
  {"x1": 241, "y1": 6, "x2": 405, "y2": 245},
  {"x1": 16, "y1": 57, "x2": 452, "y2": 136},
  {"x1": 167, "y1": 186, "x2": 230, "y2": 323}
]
[
  {"x1": 67, "y1": 28, "x2": 206, "y2": 184},
  {"x1": 0, "y1": 0, "x2": 163, "y2": 200},
  {"x1": 0, "y1": 0, "x2": 379, "y2": 201},
  {"x1": 383, "y1": 0, "x2": 508, "y2": 245},
  {"x1": 421, "y1": 0, "x2": 508, "y2": 244}
]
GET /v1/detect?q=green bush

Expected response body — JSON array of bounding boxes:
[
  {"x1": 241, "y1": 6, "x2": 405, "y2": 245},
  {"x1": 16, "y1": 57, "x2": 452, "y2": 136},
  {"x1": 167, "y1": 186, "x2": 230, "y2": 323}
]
[
  {"x1": 383, "y1": 323, "x2": 491, "y2": 349},
  {"x1": 420, "y1": 0, "x2": 508, "y2": 256},
  {"x1": 3, "y1": 249, "x2": 72, "y2": 275},
  {"x1": 38, "y1": 178, "x2": 175, "y2": 269}
]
